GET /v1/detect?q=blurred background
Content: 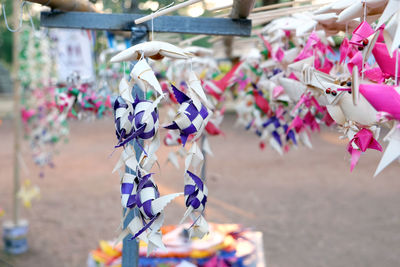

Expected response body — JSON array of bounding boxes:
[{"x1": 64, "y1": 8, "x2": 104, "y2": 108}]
[{"x1": 0, "y1": 1, "x2": 400, "y2": 267}]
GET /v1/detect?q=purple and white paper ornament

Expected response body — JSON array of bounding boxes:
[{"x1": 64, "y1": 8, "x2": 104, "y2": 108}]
[
  {"x1": 183, "y1": 171, "x2": 208, "y2": 216},
  {"x1": 120, "y1": 173, "x2": 138, "y2": 209},
  {"x1": 114, "y1": 96, "x2": 160, "y2": 148},
  {"x1": 117, "y1": 170, "x2": 181, "y2": 254},
  {"x1": 114, "y1": 96, "x2": 134, "y2": 147},
  {"x1": 132, "y1": 98, "x2": 159, "y2": 140},
  {"x1": 179, "y1": 143, "x2": 209, "y2": 238},
  {"x1": 181, "y1": 170, "x2": 209, "y2": 238},
  {"x1": 262, "y1": 116, "x2": 297, "y2": 154},
  {"x1": 165, "y1": 85, "x2": 210, "y2": 146}
]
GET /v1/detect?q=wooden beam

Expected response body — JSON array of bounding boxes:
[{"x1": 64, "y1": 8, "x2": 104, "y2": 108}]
[
  {"x1": 25, "y1": 0, "x2": 99, "y2": 12},
  {"x1": 224, "y1": 0, "x2": 256, "y2": 58},
  {"x1": 179, "y1": 34, "x2": 207, "y2": 46},
  {"x1": 252, "y1": 0, "x2": 311, "y2": 12},
  {"x1": 250, "y1": 3, "x2": 325, "y2": 18},
  {"x1": 208, "y1": 3, "x2": 232, "y2": 12},
  {"x1": 250, "y1": 2, "x2": 328, "y2": 26},
  {"x1": 40, "y1": 11, "x2": 252, "y2": 36},
  {"x1": 135, "y1": 0, "x2": 202, "y2": 25},
  {"x1": 230, "y1": 0, "x2": 256, "y2": 19}
]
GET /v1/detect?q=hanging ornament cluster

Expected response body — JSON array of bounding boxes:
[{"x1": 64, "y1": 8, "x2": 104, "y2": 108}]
[
  {"x1": 21, "y1": 77, "x2": 112, "y2": 176},
  {"x1": 110, "y1": 40, "x2": 214, "y2": 254},
  {"x1": 19, "y1": 28, "x2": 53, "y2": 89},
  {"x1": 162, "y1": 48, "x2": 223, "y2": 169},
  {"x1": 165, "y1": 84, "x2": 211, "y2": 238},
  {"x1": 224, "y1": 0, "x2": 400, "y2": 175}
]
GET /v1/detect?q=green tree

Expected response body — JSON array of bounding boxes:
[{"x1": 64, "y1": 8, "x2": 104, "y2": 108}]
[{"x1": 0, "y1": 0, "x2": 13, "y2": 67}]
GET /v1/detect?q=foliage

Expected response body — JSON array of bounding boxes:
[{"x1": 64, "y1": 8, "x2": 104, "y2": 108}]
[{"x1": 0, "y1": 0, "x2": 13, "y2": 66}]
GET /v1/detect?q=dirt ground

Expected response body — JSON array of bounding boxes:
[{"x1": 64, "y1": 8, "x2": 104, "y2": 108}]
[{"x1": 1, "y1": 114, "x2": 400, "y2": 267}]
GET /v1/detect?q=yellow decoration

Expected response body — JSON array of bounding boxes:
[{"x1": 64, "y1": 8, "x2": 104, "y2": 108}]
[{"x1": 17, "y1": 179, "x2": 40, "y2": 208}]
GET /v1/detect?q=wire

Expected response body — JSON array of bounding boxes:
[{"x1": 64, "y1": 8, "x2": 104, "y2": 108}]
[
  {"x1": 150, "y1": 2, "x2": 174, "y2": 41},
  {"x1": 395, "y1": 49, "x2": 399, "y2": 86},
  {"x1": 2, "y1": 1, "x2": 35, "y2": 33}
]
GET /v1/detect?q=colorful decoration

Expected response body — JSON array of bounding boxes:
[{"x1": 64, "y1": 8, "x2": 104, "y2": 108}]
[
  {"x1": 165, "y1": 85, "x2": 210, "y2": 146},
  {"x1": 88, "y1": 223, "x2": 264, "y2": 267},
  {"x1": 223, "y1": 0, "x2": 400, "y2": 175},
  {"x1": 17, "y1": 180, "x2": 40, "y2": 208},
  {"x1": 111, "y1": 40, "x2": 193, "y2": 254}
]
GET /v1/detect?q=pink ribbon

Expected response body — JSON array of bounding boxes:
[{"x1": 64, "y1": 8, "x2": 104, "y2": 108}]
[
  {"x1": 205, "y1": 121, "x2": 224, "y2": 136},
  {"x1": 287, "y1": 115, "x2": 304, "y2": 133},
  {"x1": 253, "y1": 89, "x2": 272, "y2": 116},
  {"x1": 275, "y1": 105, "x2": 285, "y2": 121},
  {"x1": 322, "y1": 109, "x2": 335, "y2": 127},
  {"x1": 234, "y1": 71, "x2": 250, "y2": 91},
  {"x1": 364, "y1": 67, "x2": 389, "y2": 83},
  {"x1": 350, "y1": 21, "x2": 374, "y2": 46},
  {"x1": 258, "y1": 33, "x2": 272, "y2": 54},
  {"x1": 347, "y1": 51, "x2": 363, "y2": 73},
  {"x1": 317, "y1": 58, "x2": 334, "y2": 74},
  {"x1": 294, "y1": 32, "x2": 320, "y2": 62},
  {"x1": 347, "y1": 128, "x2": 382, "y2": 171},
  {"x1": 303, "y1": 111, "x2": 320, "y2": 132},
  {"x1": 360, "y1": 84, "x2": 400, "y2": 120},
  {"x1": 288, "y1": 72, "x2": 299, "y2": 80},
  {"x1": 272, "y1": 86, "x2": 284, "y2": 99},
  {"x1": 274, "y1": 47, "x2": 285, "y2": 62},
  {"x1": 21, "y1": 108, "x2": 36, "y2": 124},
  {"x1": 372, "y1": 42, "x2": 400, "y2": 78}
]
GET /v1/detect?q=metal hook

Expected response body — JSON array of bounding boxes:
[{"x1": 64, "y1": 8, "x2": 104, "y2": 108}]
[{"x1": 130, "y1": 26, "x2": 148, "y2": 46}]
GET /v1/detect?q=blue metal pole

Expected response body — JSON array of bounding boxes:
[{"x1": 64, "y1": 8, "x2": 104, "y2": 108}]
[
  {"x1": 121, "y1": 26, "x2": 147, "y2": 267},
  {"x1": 122, "y1": 207, "x2": 139, "y2": 267}
]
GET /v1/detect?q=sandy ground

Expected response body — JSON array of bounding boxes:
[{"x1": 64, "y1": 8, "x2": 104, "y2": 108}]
[{"x1": 1, "y1": 114, "x2": 400, "y2": 267}]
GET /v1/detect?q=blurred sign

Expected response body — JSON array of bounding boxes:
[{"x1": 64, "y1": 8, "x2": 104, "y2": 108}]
[{"x1": 52, "y1": 29, "x2": 94, "y2": 83}]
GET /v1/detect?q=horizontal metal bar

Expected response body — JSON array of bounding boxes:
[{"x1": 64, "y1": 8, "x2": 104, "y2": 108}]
[{"x1": 40, "y1": 11, "x2": 252, "y2": 36}]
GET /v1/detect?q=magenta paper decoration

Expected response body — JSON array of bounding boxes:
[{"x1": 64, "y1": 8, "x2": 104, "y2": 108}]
[
  {"x1": 350, "y1": 21, "x2": 375, "y2": 46},
  {"x1": 360, "y1": 84, "x2": 400, "y2": 120},
  {"x1": 372, "y1": 42, "x2": 400, "y2": 78},
  {"x1": 347, "y1": 128, "x2": 382, "y2": 171}
]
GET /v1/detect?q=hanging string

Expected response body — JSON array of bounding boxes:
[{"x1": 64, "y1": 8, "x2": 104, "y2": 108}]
[
  {"x1": 26, "y1": 2, "x2": 36, "y2": 32},
  {"x1": 139, "y1": 50, "x2": 145, "y2": 61},
  {"x1": 361, "y1": 0, "x2": 367, "y2": 80},
  {"x1": 396, "y1": 11, "x2": 400, "y2": 86},
  {"x1": 395, "y1": 49, "x2": 399, "y2": 86},
  {"x1": 43, "y1": 0, "x2": 52, "y2": 7},
  {"x1": 345, "y1": 22, "x2": 349, "y2": 39},
  {"x1": 3, "y1": 1, "x2": 25, "y2": 32},
  {"x1": 2, "y1": 1, "x2": 35, "y2": 33},
  {"x1": 151, "y1": 12, "x2": 154, "y2": 41},
  {"x1": 123, "y1": 61, "x2": 126, "y2": 78},
  {"x1": 150, "y1": 2, "x2": 174, "y2": 41},
  {"x1": 362, "y1": 0, "x2": 367, "y2": 22},
  {"x1": 312, "y1": 25, "x2": 316, "y2": 69}
]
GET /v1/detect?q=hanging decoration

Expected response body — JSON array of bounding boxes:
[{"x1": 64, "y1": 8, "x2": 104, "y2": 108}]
[
  {"x1": 224, "y1": 0, "x2": 400, "y2": 176},
  {"x1": 110, "y1": 41, "x2": 202, "y2": 254}
]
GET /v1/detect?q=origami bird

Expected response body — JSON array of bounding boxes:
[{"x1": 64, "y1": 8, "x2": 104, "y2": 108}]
[
  {"x1": 375, "y1": 125, "x2": 400, "y2": 176},
  {"x1": 110, "y1": 41, "x2": 193, "y2": 63},
  {"x1": 347, "y1": 128, "x2": 382, "y2": 171}
]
